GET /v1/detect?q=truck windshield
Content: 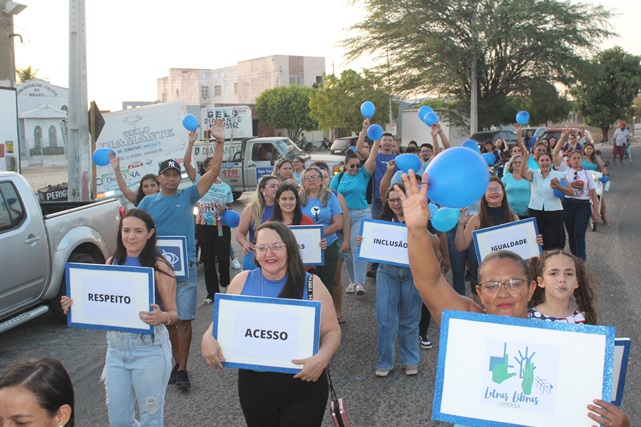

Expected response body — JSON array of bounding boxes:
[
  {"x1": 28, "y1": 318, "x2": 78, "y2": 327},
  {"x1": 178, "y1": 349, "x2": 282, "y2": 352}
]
[{"x1": 275, "y1": 139, "x2": 303, "y2": 157}]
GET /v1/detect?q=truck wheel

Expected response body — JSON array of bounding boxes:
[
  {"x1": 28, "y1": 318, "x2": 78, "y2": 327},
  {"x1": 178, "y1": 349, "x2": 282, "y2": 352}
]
[
  {"x1": 49, "y1": 253, "x2": 99, "y2": 322},
  {"x1": 304, "y1": 143, "x2": 313, "y2": 153},
  {"x1": 232, "y1": 192, "x2": 244, "y2": 200}
]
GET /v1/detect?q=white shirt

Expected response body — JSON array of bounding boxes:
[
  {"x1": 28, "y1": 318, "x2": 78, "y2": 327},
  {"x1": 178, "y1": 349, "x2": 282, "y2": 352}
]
[
  {"x1": 528, "y1": 169, "x2": 566, "y2": 211},
  {"x1": 563, "y1": 168, "x2": 595, "y2": 201},
  {"x1": 613, "y1": 128, "x2": 629, "y2": 147}
]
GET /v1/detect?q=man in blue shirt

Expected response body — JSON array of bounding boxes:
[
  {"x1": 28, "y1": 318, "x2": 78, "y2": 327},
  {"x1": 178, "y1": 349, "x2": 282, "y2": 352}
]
[{"x1": 138, "y1": 119, "x2": 225, "y2": 391}]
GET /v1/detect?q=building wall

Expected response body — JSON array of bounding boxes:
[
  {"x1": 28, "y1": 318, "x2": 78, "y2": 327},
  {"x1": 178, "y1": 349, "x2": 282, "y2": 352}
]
[{"x1": 17, "y1": 79, "x2": 68, "y2": 112}]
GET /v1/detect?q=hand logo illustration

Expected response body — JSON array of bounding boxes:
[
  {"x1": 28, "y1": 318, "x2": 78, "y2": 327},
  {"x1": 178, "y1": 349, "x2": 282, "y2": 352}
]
[{"x1": 490, "y1": 343, "x2": 517, "y2": 384}]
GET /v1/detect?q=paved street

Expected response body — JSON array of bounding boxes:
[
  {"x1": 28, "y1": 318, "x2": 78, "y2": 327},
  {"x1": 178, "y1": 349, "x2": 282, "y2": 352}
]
[{"x1": 1, "y1": 144, "x2": 639, "y2": 426}]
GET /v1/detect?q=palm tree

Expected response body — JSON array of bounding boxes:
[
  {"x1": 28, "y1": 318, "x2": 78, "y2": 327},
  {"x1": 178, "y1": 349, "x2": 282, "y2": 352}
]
[{"x1": 16, "y1": 66, "x2": 40, "y2": 83}]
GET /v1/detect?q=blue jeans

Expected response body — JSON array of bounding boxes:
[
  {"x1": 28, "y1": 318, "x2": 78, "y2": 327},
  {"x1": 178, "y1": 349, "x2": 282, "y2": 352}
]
[
  {"x1": 375, "y1": 264, "x2": 422, "y2": 370},
  {"x1": 371, "y1": 197, "x2": 383, "y2": 221},
  {"x1": 104, "y1": 326, "x2": 172, "y2": 426},
  {"x1": 345, "y1": 208, "x2": 371, "y2": 286},
  {"x1": 446, "y1": 228, "x2": 479, "y2": 295},
  {"x1": 562, "y1": 198, "x2": 591, "y2": 260}
]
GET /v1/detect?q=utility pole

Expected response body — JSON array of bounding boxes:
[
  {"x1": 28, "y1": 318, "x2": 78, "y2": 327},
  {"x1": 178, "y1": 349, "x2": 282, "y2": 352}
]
[
  {"x1": 67, "y1": 0, "x2": 91, "y2": 200},
  {"x1": 0, "y1": 1, "x2": 26, "y2": 87},
  {"x1": 470, "y1": 8, "x2": 478, "y2": 135}
]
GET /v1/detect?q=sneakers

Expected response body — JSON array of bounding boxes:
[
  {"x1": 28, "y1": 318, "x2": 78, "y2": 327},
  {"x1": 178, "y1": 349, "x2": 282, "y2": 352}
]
[
  {"x1": 231, "y1": 258, "x2": 241, "y2": 270},
  {"x1": 366, "y1": 269, "x2": 376, "y2": 279},
  {"x1": 168, "y1": 363, "x2": 179, "y2": 385},
  {"x1": 355, "y1": 284, "x2": 365, "y2": 295},
  {"x1": 419, "y1": 335, "x2": 433, "y2": 349},
  {"x1": 375, "y1": 368, "x2": 391, "y2": 377},
  {"x1": 203, "y1": 298, "x2": 213, "y2": 305},
  {"x1": 176, "y1": 370, "x2": 191, "y2": 392},
  {"x1": 345, "y1": 282, "x2": 356, "y2": 294},
  {"x1": 404, "y1": 365, "x2": 418, "y2": 376}
]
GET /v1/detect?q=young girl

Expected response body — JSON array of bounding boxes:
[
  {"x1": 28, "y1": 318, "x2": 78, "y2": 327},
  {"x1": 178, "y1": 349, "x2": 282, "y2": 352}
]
[{"x1": 527, "y1": 250, "x2": 597, "y2": 324}]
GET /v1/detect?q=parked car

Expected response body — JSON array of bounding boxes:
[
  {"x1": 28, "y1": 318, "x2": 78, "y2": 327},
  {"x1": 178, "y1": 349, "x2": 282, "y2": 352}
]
[
  {"x1": 539, "y1": 128, "x2": 595, "y2": 146},
  {"x1": 470, "y1": 130, "x2": 518, "y2": 147},
  {"x1": 330, "y1": 137, "x2": 358, "y2": 155},
  {"x1": 521, "y1": 127, "x2": 550, "y2": 139},
  {"x1": 0, "y1": 172, "x2": 122, "y2": 332}
]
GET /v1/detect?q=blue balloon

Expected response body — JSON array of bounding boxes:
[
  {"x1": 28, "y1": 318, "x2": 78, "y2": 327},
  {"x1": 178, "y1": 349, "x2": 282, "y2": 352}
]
[
  {"x1": 431, "y1": 207, "x2": 461, "y2": 232},
  {"x1": 182, "y1": 114, "x2": 199, "y2": 131},
  {"x1": 221, "y1": 209, "x2": 240, "y2": 228},
  {"x1": 428, "y1": 203, "x2": 439, "y2": 219},
  {"x1": 425, "y1": 147, "x2": 490, "y2": 208},
  {"x1": 461, "y1": 139, "x2": 481, "y2": 153},
  {"x1": 599, "y1": 176, "x2": 609, "y2": 184},
  {"x1": 482, "y1": 152, "x2": 496, "y2": 165},
  {"x1": 395, "y1": 153, "x2": 422, "y2": 173},
  {"x1": 553, "y1": 179, "x2": 567, "y2": 199},
  {"x1": 360, "y1": 101, "x2": 376, "y2": 118},
  {"x1": 367, "y1": 124, "x2": 384, "y2": 141},
  {"x1": 348, "y1": 146, "x2": 357, "y2": 153},
  {"x1": 418, "y1": 106, "x2": 434, "y2": 122},
  {"x1": 92, "y1": 147, "x2": 115, "y2": 166},
  {"x1": 423, "y1": 112, "x2": 439, "y2": 127},
  {"x1": 516, "y1": 111, "x2": 530, "y2": 125}
]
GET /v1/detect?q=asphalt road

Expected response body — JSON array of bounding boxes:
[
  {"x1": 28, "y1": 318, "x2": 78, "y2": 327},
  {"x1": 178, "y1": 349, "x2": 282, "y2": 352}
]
[{"x1": 1, "y1": 144, "x2": 639, "y2": 427}]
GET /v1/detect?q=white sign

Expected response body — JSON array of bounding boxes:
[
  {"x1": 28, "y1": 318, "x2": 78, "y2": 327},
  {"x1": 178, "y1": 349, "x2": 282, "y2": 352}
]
[
  {"x1": 289, "y1": 225, "x2": 324, "y2": 266},
  {"x1": 157, "y1": 236, "x2": 188, "y2": 279},
  {"x1": 433, "y1": 311, "x2": 615, "y2": 427},
  {"x1": 472, "y1": 217, "x2": 541, "y2": 264},
  {"x1": 65, "y1": 263, "x2": 154, "y2": 335},
  {"x1": 356, "y1": 219, "x2": 409, "y2": 267},
  {"x1": 201, "y1": 105, "x2": 253, "y2": 140},
  {"x1": 213, "y1": 294, "x2": 321, "y2": 373}
]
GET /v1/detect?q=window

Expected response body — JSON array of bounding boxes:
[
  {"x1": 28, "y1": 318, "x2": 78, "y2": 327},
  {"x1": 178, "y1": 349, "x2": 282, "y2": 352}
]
[
  {"x1": 234, "y1": 82, "x2": 238, "y2": 94},
  {"x1": 252, "y1": 144, "x2": 274, "y2": 161},
  {"x1": 48, "y1": 126, "x2": 57, "y2": 148},
  {"x1": 201, "y1": 86, "x2": 209, "y2": 99},
  {"x1": 214, "y1": 85, "x2": 222, "y2": 97},
  {"x1": 0, "y1": 183, "x2": 26, "y2": 232},
  {"x1": 289, "y1": 75, "x2": 303, "y2": 86},
  {"x1": 34, "y1": 126, "x2": 42, "y2": 150}
]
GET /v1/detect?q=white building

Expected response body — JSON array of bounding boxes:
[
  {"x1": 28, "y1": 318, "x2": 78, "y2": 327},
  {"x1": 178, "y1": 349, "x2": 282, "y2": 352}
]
[
  {"x1": 17, "y1": 79, "x2": 69, "y2": 166},
  {"x1": 157, "y1": 55, "x2": 325, "y2": 107}
]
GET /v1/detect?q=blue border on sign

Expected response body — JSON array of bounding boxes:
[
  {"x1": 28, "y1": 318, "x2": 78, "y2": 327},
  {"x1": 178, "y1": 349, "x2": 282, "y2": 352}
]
[
  {"x1": 472, "y1": 217, "x2": 542, "y2": 264},
  {"x1": 157, "y1": 235, "x2": 188, "y2": 279},
  {"x1": 356, "y1": 218, "x2": 409, "y2": 268},
  {"x1": 212, "y1": 293, "x2": 321, "y2": 374},
  {"x1": 432, "y1": 310, "x2": 615, "y2": 427},
  {"x1": 65, "y1": 262, "x2": 154, "y2": 335},
  {"x1": 612, "y1": 338, "x2": 631, "y2": 406},
  {"x1": 289, "y1": 224, "x2": 325, "y2": 266}
]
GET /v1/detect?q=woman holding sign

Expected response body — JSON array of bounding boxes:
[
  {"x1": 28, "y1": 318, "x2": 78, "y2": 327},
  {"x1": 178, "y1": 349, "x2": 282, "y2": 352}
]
[
  {"x1": 202, "y1": 222, "x2": 341, "y2": 427},
  {"x1": 61, "y1": 209, "x2": 177, "y2": 427},
  {"x1": 395, "y1": 170, "x2": 630, "y2": 427}
]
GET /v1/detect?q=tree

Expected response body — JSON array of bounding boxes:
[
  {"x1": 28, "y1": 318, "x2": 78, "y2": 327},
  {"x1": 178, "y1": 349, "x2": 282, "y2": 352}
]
[
  {"x1": 309, "y1": 69, "x2": 392, "y2": 137},
  {"x1": 573, "y1": 47, "x2": 641, "y2": 141},
  {"x1": 523, "y1": 81, "x2": 573, "y2": 126},
  {"x1": 255, "y1": 86, "x2": 318, "y2": 141},
  {"x1": 16, "y1": 66, "x2": 39, "y2": 83},
  {"x1": 342, "y1": 0, "x2": 614, "y2": 129}
]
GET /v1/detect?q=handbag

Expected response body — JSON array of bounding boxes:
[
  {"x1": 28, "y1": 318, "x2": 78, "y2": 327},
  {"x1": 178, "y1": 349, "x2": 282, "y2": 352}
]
[{"x1": 327, "y1": 365, "x2": 350, "y2": 427}]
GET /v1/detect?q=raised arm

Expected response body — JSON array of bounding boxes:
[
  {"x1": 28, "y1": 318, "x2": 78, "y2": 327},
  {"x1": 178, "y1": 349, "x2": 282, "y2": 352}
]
[
  {"x1": 431, "y1": 123, "x2": 450, "y2": 157},
  {"x1": 379, "y1": 159, "x2": 396, "y2": 205},
  {"x1": 197, "y1": 118, "x2": 225, "y2": 197},
  {"x1": 108, "y1": 153, "x2": 138, "y2": 204},
  {"x1": 454, "y1": 210, "x2": 477, "y2": 252},
  {"x1": 552, "y1": 129, "x2": 567, "y2": 168},
  {"x1": 515, "y1": 124, "x2": 533, "y2": 182},
  {"x1": 355, "y1": 118, "x2": 370, "y2": 159},
  {"x1": 184, "y1": 130, "x2": 198, "y2": 182},
  {"x1": 363, "y1": 137, "x2": 380, "y2": 175},
  {"x1": 397, "y1": 171, "x2": 482, "y2": 325}
]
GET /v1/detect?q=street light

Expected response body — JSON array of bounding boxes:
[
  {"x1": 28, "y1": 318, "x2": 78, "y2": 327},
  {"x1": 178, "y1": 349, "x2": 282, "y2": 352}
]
[{"x1": 2, "y1": 1, "x2": 27, "y2": 15}]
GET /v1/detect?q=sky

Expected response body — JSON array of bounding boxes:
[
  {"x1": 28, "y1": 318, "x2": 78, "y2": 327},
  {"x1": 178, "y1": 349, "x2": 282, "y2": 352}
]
[{"x1": 12, "y1": 0, "x2": 641, "y2": 112}]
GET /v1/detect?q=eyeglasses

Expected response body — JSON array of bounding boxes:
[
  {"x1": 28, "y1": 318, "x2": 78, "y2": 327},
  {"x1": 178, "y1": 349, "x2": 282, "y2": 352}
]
[
  {"x1": 254, "y1": 242, "x2": 286, "y2": 254},
  {"x1": 478, "y1": 279, "x2": 527, "y2": 295},
  {"x1": 348, "y1": 163, "x2": 362, "y2": 169},
  {"x1": 420, "y1": 150, "x2": 432, "y2": 154},
  {"x1": 512, "y1": 161, "x2": 522, "y2": 165},
  {"x1": 486, "y1": 187, "x2": 503, "y2": 194},
  {"x1": 535, "y1": 147, "x2": 547, "y2": 152},
  {"x1": 304, "y1": 175, "x2": 321, "y2": 181},
  {"x1": 388, "y1": 198, "x2": 402, "y2": 205}
]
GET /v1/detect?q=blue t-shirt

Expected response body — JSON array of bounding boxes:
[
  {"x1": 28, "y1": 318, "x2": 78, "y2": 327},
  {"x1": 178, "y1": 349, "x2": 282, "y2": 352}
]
[
  {"x1": 195, "y1": 181, "x2": 234, "y2": 226},
  {"x1": 241, "y1": 268, "x2": 310, "y2": 299},
  {"x1": 301, "y1": 192, "x2": 343, "y2": 246},
  {"x1": 527, "y1": 156, "x2": 539, "y2": 171},
  {"x1": 330, "y1": 168, "x2": 373, "y2": 210},
  {"x1": 138, "y1": 185, "x2": 201, "y2": 262},
  {"x1": 501, "y1": 173, "x2": 531, "y2": 217},
  {"x1": 581, "y1": 158, "x2": 599, "y2": 171},
  {"x1": 373, "y1": 152, "x2": 397, "y2": 199},
  {"x1": 248, "y1": 204, "x2": 274, "y2": 243}
]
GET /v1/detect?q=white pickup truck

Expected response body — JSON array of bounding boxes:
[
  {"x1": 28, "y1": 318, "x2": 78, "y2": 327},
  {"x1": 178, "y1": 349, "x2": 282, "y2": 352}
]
[{"x1": 0, "y1": 172, "x2": 122, "y2": 333}]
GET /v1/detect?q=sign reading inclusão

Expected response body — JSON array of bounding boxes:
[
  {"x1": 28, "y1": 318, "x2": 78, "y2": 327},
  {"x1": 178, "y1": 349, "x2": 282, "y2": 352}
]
[{"x1": 357, "y1": 218, "x2": 410, "y2": 267}]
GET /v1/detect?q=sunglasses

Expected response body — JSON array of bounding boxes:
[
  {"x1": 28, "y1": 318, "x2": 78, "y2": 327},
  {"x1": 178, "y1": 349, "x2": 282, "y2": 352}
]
[{"x1": 348, "y1": 163, "x2": 362, "y2": 169}]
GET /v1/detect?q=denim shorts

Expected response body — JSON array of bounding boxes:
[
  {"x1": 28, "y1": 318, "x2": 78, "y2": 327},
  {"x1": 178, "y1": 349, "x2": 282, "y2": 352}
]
[
  {"x1": 336, "y1": 234, "x2": 348, "y2": 261},
  {"x1": 176, "y1": 263, "x2": 198, "y2": 320}
]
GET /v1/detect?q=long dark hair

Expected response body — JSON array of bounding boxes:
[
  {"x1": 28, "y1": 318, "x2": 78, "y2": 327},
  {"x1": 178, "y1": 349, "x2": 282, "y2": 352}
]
[
  {"x1": 135, "y1": 174, "x2": 159, "y2": 206},
  {"x1": 111, "y1": 208, "x2": 173, "y2": 276},
  {"x1": 479, "y1": 176, "x2": 513, "y2": 228},
  {"x1": 272, "y1": 184, "x2": 303, "y2": 224},
  {"x1": 528, "y1": 250, "x2": 598, "y2": 324},
  {"x1": 0, "y1": 358, "x2": 75, "y2": 427},
  {"x1": 380, "y1": 184, "x2": 405, "y2": 221},
  {"x1": 583, "y1": 143, "x2": 598, "y2": 164},
  {"x1": 254, "y1": 222, "x2": 306, "y2": 299}
]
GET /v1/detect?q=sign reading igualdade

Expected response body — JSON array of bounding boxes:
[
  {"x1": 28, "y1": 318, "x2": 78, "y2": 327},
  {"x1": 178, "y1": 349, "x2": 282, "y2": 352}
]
[
  {"x1": 472, "y1": 218, "x2": 541, "y2": 264},
  {"x1": 65, "y1": 263, "x2": 155, "y2": 335}
]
